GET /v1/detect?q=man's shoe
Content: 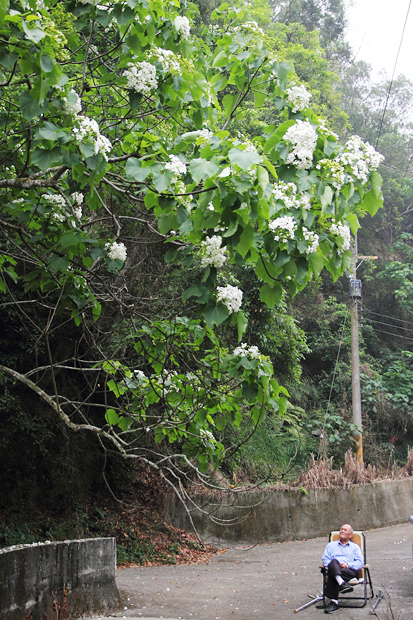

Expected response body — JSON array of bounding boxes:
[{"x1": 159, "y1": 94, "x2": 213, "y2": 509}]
[
  {"x1": 324, "y1": 601, "x2": 340, "y2": 614},
  {"x1": 339, "y1": 583, "x2": 353, "y2": 594}
]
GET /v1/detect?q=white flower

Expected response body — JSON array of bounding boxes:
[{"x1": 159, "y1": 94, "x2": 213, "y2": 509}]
[
  {"x1": 233, "y1": 343, "x2": 261, "y2": 359},
  {"x1": 173, "y1": 15, "x2": 191, "y2": 39},
  {"x1": 133, "y1": 370, "x2": 147, "y2": 382},
  {"x1": 317, "y1": 158, "x2": 346, "y2": 191},
  {"x1": 106, "y1": 241, "x2": 127, "y2": 262},
  {"x1": 286, "y1": 85, "x2": 312, "y2": 113},
  {"x1": 269, "y1": 215, "x2": 297, "y2": 241},
  {"x1": 199, "y1": 236, "x2": 227, "y2": 268},
  {"x1": 235, "y1": 21, "x2": 264, "y2": 36},
  {"x1": 338, "y1": 135, "x2": 384, "y2": 184},
  {"x1": 71, "y1": 192, "x2": 83, "y2": 206},
  {"x1": 200, "y1": 428, "x2": 216, "y2": 445},
  {"x1": 272, "y1": 181, "x2": 311, "y2": 210},
  {"x1": 330, "y1": 222, "x2": 351, "y2": 254},
  {"x1": 124, "y1": 61, "x2": 158, "y2": 95},
  {"x1": 302, "y1": 227, "x2": 319, "y2": 254},
  {"x1": 152, "y1": 47, "x2": 181, "y2": 74},
  {"x1": 216, "y1": 285, "x2": 243, "y2": 314},
  {"x1": 165, "y1": 154, "x2": 186, "y2": 179},
  {"x1": 63, "y1": 90, "x2": 82, "y2": 116},
  {"x1": 73, "y1": 207, "x2": 82, "y2": 221},
  {"x1": 284, "y1": 120, "x2": 317, "y2": 170},
  {"x1": 198, "y1": 128, "x2": 213, "y2": 143},
  {"x1": 73, "y1": 115, "x2": 112, "y2": 160}
]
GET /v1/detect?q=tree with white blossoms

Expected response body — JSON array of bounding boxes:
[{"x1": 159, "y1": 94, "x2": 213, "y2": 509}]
[{"x1": 0, "y1": 0, "x2": 384, "y2": 496}]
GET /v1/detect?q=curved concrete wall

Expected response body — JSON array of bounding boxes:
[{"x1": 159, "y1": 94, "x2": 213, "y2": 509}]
[
  {"x1": 167, "y1": 479, "x2": 413, "y2": 544},
  {"x1": 0, "y1": 537, "x2": 119, "y2": 620}
]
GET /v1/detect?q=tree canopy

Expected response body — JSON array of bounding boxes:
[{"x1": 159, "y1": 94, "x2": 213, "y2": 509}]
[{"x1": 0, "y1": 0, "x2": 384, "y2": 493}]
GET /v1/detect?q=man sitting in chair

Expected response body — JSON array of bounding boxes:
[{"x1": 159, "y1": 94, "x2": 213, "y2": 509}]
[{"x1": 321, "y1": 523, "x2": 363, "y2": 614}]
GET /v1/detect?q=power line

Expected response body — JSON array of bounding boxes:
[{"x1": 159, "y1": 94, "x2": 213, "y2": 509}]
[
  {"x1": 375, "y1": 0, "x2": 412, "y2": 149},
  {"x1": 362, "y1": 305, "x2": 413, "y2": 327},
  {"x1": 364, "y1": 317, "x2": 413, "y2": 335}
]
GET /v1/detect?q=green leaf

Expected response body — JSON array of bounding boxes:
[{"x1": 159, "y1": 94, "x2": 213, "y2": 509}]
[
  {"x1": 346, "y1": 213, "x2": 360, "y2": 235},
  {"x1": 236, "y1": 310, "x2": 248, "y2": 341},
  {"x1": 152, "y1": 171, "x2": 172, "y2": 193},
  {"x1": 32, "y1": 147, "x2": 62, "y2": 171},
  {"x1": 189, "y1": 158, "x2": 220, "y2": 183},
  {"x1": 321, "y1": 185, "x2": 333, "y2": 212},
  {"x1": 228, "y1": 148, "x2": 261, "y2": 171},
  {"x1": 361, "y1": 188, "x2": 383, "y2": 217},
  {"x1": 19, "y1": 92, "x2": 48, "y2": 120},
  {"x1": 259, "y1": 283, "x2": 282, "y2": 308},
  {"x1": 37, "y1": 122, "x2": 66, "y2": 141},
  {"x1": 125, "y1": 158, "x2": 151, "y2": 182},
  {"x1": 22, "y1": 21, "x2": 46, "y2": 43},
  {"x1": 40, "y1": 54, "x2": 54, "y2": 73},
  {"x1": 47, "y1": 255, "x2": 69, "y2": 273},
  {"x1": 370, "y1": 171, "x2": 383, "y2": 197},
  {"x1": 105, "y1": 408, "x2": 119, "y2": 426},
  {"x1": 236, "y1": 225, "x2": 254, "y2": 257},
  {"x1": 0, "y1": 52, "x2": 18, "y2": 69},
  {"x1": 60, "y1": 231, "x2": 83, "y2": 250},
  {"x1": 308, "y1": 251, "x2": 324, "y2": 277},
  {"x1": 222, "y1": 93, "x2": 238, "y2": 117},
  {"x1": 203, "y1": 304, "x2": 229, "y2": 327}
]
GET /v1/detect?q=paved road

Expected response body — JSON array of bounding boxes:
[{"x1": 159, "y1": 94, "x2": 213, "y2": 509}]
[{"x1": 86, "y1": 522, "x2": 413, "y2": 620}]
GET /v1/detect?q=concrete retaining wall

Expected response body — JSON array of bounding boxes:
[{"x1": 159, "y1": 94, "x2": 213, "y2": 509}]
[
  {"x1": 167, "y1": 478, "x2": 413, "y2": 544},
  {"x1": 0, "y1": 537, "x2": 119, "y2": 620}
]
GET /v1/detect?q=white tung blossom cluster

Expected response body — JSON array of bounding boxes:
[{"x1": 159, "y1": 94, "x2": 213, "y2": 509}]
[
  {"x1": 175, "y1": 180, "x2": 193, "y2": 213},
  {"x1": 269, "y1": 215, "x2": 297, "y2": 243},
  {"x1": 44, "y1": 194, "x2": 67, "y2": 222},
  {"x1": 199, "y1": 236, "x2": 228, "y2": 268},
  {"x1": 124, "y1": 61, "x2": 158, "y2": 95},
  {"x1": 200, "y1": 428, "x2": 217, "y2": 445},
  {"x1": 338, "y1": 135, "x2": 384, "y2": 185},
  {"x1": 173, "y1": 16, "x2": 191, "y2": 39},
  {"x1": 43, "y1": 193, "x2": 83, "y2": 225},
  {"x1": 285, "y1": 85, "x2": 312, "y2": 113},
  {"x1": 105, "y1": 241, "x2": 127, "y2": 262},
  {"x1": 198, "y1": 127, "x2": 214, "y2": 143},
  {"x1": 236, "y1": 21, "x2": 264, "y2": 36},
  {"x1": 317, "y1": 158, "x2": 346, "y2": 191},
  {"x1": 151, "y1": 47, "x2": 181, "y2": 74},
  {"x1": 330, "y1": 222, "x2": 351, "y2": 254},
  {"x1": 284, "y1": 120, "x2": 317, "y2": 169},
  {"x1": 233, "y1": 343, "x2": 261, "y2": 359},
  {"x1": 63, "y1": 90, "x2": 82, "y2": 116},
  {"x1": 272, "y1": 181, "x2": 311, "y2": 210},
  {"x1": 73, "y1": 116, "x2": 112, "y2": 159},
  {"x1": 217, "y1": 285, "x2": 243, "y2": 314},
  {"x1": 165, "y1": 154, "x2": 187, "y2": 181},
  {"x1": 302, "y1": 227, "x2": 319, "y2": 255}
]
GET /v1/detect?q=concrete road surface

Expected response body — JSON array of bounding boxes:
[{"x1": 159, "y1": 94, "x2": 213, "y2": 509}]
[{"x1": 85, "y1": 522, "x2": 413, "y2": 620}]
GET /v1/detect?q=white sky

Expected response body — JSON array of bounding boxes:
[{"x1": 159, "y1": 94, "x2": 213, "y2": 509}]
[{"x1": 345, "y1": 0, "x2": 413, "y2": 81}]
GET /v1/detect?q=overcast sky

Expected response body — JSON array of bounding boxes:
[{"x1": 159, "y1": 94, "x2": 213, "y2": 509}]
[{"x1": 345, "y1": 0, "x2": 413, "y2": 81}]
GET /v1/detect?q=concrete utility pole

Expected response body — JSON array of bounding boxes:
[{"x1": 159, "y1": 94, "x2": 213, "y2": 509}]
[{"x1": 350, "y1": 236, "x2": 363, "y2": 464}]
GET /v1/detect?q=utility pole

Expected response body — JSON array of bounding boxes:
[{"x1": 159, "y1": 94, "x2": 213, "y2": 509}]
[{"x1": 349, "y1": 235, "x2": 363, "y2": 464}]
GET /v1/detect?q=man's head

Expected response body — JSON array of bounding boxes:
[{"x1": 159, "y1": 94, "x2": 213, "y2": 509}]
[{"x1": 339, "y1": 523, "x2": 353, "y2": 544}]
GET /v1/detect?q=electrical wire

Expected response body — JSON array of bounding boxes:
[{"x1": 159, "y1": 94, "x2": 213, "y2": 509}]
[
  {"x1": 318, "y1": 307, "x2": 349, "y2": 460},
  {"x1": 366, "y1": 325, "x2": 413, "y2": 343},
  {"x1": 375, "y1": 0, "x2": 412, "y2": 149},
  {"x1": 364, "y1": 316, "x2": 413, "y2": 335},
  {"x1": 362, "y1": 305, "x2": 413, "y2": 327}
]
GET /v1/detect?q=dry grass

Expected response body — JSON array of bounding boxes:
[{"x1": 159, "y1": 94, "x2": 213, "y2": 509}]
[{"x1": 292, "y1": 449, "x2": 413, "y2": 489}]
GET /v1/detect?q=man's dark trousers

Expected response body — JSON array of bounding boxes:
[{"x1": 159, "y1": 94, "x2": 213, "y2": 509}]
[{"x1": 324, "y1": 559, "x2": 359, "y2": 599}]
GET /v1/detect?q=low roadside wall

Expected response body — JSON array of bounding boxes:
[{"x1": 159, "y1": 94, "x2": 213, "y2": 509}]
[
  {"x1": 0, "y1": 537, "x2": 119, "y2": 620},
  {"x1": 167, "y1": 478, "x2": 413, "y2": 544}
]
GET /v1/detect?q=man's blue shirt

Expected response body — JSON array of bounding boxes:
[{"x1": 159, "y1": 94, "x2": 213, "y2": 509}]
[{"x1": 322, "y1": 540, "x2": 363, "y2": 571}]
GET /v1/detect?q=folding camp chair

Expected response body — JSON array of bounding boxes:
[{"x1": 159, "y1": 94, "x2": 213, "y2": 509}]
[{"x1": 321, "y1": 530, "x2": 374, "y2": 608}]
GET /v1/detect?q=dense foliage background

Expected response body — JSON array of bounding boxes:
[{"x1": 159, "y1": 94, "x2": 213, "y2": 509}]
[{"x1": 1, "y1": 0, "x2": 412, "y2": 562}]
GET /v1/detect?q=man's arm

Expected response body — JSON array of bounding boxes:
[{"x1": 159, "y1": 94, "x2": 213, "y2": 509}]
[
  {"x1": 347, "y1": 542, "x2": 363, "y2": 571},
  {"x1": 322, "y1": 542, "x2": 333, "y2": 567}
]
